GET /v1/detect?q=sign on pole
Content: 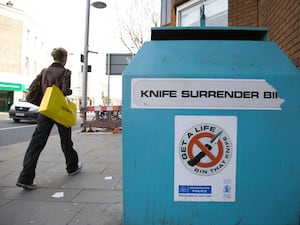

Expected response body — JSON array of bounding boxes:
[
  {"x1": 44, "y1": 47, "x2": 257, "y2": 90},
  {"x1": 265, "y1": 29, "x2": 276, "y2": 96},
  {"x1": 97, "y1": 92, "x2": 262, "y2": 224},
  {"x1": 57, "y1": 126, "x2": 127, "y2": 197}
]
[{"x1": 106, "y1": 53, "x2": 134, "y2": 75}]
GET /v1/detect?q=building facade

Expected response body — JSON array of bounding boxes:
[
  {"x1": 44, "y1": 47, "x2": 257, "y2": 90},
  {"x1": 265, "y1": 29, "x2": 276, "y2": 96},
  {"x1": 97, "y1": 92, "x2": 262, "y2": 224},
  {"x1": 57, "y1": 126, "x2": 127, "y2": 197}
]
[
  {"x1": 0, "y1": 2, "x2": 48, "y2": 112},
  {"x1": 161, "y1": 0, "x2": 300, "y2": 69}
]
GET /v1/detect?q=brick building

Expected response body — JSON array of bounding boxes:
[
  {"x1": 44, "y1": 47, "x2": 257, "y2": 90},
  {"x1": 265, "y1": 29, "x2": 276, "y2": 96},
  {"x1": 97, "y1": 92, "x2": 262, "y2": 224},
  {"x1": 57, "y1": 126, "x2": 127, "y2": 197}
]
[{"x1": 161, "y1": 0, "x2": 300, "y2": 69}]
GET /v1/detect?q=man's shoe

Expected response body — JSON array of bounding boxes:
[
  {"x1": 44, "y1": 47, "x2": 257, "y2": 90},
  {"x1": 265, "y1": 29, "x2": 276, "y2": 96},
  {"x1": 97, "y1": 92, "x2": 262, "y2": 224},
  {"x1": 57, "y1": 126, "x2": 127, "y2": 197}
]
[
  {"x1": 16, "y1": 182, "x2": 37, "y2": 190},
  {"x1": 68, "y1": 163, "x2": 82, "y2": 176}
]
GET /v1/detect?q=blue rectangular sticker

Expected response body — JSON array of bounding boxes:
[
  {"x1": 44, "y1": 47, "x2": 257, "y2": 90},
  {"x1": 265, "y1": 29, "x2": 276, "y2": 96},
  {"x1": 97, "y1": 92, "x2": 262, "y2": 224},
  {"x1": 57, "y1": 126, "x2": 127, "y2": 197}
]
[{"x1": 179, "y1": 185, "x2": 212, "y2": 194}]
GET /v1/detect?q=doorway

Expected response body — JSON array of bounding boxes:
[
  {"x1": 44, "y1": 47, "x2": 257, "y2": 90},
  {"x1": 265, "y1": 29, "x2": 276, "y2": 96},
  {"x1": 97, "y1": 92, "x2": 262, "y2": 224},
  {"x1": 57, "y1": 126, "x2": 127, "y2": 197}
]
[{"x1": 0, "y1": 91, "x2": 13, "y2": 112}]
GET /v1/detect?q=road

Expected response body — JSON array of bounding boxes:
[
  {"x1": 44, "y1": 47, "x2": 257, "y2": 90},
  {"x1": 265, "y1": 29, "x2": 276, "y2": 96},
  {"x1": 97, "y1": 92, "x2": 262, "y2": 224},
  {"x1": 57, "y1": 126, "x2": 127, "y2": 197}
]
[{"x1": 0, "y1": 113, "x2": 82, "y2": 147}]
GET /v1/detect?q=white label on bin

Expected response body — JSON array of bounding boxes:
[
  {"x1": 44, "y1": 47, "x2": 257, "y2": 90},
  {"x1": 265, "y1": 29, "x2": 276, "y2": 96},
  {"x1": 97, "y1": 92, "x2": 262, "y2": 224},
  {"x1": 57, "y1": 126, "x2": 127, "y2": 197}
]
[
  {"x1": 131, "y1": 78, "x2": 284, "y2": 110},
  {"x1": 174, "y1": 116, "x2": 237, "y2": 202}
]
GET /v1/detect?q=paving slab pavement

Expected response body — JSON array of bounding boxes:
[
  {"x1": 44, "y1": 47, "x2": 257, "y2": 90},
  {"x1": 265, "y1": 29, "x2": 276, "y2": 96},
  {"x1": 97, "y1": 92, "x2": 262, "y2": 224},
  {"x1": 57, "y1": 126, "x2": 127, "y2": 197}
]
[{"x1": 0, "y1": 130, "x2": 123, "y2": 225}]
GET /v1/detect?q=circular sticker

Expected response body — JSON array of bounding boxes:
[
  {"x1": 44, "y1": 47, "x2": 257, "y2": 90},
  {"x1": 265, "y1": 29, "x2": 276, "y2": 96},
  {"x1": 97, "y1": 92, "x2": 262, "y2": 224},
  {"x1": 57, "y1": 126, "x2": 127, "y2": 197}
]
[{"x1": 179, "y1": 123, "x2": 232, "y2": 176}]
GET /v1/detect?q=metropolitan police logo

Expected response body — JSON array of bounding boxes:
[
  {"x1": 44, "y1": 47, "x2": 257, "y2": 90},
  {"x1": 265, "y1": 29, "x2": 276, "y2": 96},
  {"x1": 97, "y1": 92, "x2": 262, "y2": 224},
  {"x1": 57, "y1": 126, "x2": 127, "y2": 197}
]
[{"x1": 179, "y1": 123, "x2": 233, "y2": 176}]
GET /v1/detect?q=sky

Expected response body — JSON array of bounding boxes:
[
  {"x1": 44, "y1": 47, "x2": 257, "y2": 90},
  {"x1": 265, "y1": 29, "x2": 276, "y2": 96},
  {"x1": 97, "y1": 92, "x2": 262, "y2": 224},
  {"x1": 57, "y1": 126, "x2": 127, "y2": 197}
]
[
  {"x1": 1, "y1": 0, "x2": 154, "y2": 103},
  {"x1": 4, "y1": 0, "x2": 128, "y2": 53}
]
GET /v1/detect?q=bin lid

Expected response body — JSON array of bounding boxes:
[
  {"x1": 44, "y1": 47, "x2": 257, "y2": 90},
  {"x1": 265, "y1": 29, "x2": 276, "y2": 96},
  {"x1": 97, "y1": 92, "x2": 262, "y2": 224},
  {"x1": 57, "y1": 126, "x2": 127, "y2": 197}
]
[{"x1": 123, "y1": 27, "x2": 299, "y2": 78}]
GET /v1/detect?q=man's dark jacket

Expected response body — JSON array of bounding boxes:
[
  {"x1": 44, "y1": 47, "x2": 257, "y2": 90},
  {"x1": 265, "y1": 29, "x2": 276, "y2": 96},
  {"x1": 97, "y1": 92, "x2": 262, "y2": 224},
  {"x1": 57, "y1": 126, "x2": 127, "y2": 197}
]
[{"x1": 41, "y1": 62, "x2": 72, "y2": 96}]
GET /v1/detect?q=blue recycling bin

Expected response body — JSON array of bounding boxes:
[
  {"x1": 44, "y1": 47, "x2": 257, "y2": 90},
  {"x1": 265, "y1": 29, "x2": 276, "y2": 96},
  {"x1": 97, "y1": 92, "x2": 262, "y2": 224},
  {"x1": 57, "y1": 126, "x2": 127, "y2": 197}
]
[{"x1": 122, "y1": 27, "x2": 300, "y2": 225}]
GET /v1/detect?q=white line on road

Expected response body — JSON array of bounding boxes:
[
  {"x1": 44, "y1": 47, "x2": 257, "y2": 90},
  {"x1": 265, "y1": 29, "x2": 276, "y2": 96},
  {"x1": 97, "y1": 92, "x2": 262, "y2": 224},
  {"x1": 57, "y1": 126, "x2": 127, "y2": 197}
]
[{"x1": 0, "y1": 125, "x2": 36, "y2": 131}]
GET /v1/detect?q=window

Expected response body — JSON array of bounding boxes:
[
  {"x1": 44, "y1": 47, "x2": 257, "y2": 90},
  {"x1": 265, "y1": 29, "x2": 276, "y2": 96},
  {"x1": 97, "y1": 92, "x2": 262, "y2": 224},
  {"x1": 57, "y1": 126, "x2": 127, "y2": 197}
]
[
  {"x1": 176, "y1": 0, "x2": 228, "y2": 27},
  {"x1": 26, "y1": 29, "x2": 30, "y2": 43},
  {"x1": 34, "y1": 36, "x2": 37, "y2": 48},
  {"x1": 25, "y1": 56, "x2": 29, "y2": 77},
  {"x1": 161, "y1": 0, "x2": 171, "y2": 26}
]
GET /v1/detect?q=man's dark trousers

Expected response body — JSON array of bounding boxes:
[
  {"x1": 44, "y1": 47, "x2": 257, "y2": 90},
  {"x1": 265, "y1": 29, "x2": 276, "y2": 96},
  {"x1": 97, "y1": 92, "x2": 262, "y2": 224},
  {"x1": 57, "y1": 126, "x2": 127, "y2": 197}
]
[{"x1": 17, "y1": 113, "x2": 79, "y2": 185}]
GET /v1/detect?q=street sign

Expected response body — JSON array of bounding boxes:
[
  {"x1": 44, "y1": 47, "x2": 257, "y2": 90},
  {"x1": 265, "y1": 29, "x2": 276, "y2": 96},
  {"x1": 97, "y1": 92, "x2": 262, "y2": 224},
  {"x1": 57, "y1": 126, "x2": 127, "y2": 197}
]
[{"x1": 106, "y1": 53, "x2": 134, "y2": 75}]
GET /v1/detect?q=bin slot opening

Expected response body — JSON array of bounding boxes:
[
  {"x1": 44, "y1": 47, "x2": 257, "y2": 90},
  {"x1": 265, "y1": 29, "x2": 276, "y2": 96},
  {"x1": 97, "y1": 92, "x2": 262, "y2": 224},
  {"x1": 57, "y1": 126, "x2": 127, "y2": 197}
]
[{"x1": 151, "y1": 27, "x2": 268, "y2": 41}]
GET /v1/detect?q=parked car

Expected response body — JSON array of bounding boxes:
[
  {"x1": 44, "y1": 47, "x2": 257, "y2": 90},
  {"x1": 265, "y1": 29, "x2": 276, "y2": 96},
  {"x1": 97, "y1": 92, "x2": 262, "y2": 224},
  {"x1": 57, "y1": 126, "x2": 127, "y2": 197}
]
[{"x1": 9, "y1": 101, "x2": 39, "y2": 122}]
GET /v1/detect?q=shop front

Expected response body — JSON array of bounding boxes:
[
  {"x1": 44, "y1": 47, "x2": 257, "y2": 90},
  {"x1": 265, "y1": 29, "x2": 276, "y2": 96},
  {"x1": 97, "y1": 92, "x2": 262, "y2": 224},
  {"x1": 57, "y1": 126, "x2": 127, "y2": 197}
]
[{"x1": 0, "y1": 81, "x2": 28, "y2": 112}]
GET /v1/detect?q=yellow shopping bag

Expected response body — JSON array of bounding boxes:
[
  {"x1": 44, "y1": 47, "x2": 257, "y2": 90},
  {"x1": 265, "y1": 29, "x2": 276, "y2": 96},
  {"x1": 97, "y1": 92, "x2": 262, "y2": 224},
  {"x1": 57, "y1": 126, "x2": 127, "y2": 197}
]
[{"x1": 38, "y1": 85, "x2": 77, "y2": 127}]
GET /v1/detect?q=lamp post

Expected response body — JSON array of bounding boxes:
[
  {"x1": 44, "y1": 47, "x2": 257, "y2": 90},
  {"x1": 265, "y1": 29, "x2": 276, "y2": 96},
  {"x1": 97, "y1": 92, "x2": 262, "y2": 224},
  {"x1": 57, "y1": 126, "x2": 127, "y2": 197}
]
[{"x1": 82, "y1": 0, "x2": 106, "y2": 116}]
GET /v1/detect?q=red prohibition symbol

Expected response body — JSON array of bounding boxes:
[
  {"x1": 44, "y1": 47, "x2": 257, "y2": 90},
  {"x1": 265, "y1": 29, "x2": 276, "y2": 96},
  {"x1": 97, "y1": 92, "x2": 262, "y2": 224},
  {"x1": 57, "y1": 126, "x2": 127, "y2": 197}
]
[{"x1": 187, "y1": 132, "x2": 224, "y2": 168}]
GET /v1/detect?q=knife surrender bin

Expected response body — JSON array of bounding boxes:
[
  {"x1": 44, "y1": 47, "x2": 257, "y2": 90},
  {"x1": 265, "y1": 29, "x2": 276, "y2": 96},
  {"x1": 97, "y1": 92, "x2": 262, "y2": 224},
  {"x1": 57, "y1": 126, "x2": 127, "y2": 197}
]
[{"x1": 122, "y1": 27, "x2": 300, "y2": 225}]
